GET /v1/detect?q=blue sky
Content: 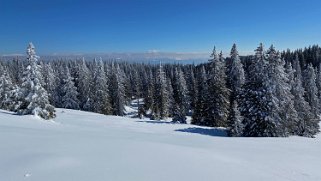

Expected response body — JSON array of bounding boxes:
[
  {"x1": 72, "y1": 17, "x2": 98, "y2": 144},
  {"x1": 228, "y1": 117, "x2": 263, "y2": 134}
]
[{"x1": 0, "y1": 0, "x2": 321, "y2": 55}]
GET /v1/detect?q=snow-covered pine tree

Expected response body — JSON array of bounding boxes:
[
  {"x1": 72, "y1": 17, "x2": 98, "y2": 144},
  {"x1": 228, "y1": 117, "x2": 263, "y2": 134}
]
[
  {"x1": 131, "y1": 69, "x2": 142, "y2": 100},
  {"x1": 172, "y1": 67, "x2": 188, "y2": 123},
  {"x1": 227, "y1": 44, "x2": 245, "y2": 95},
  {"x1": 61, "y1": 65, "x2": 80, "y2": 109},
  {"x1": 240, "y1": 43, "x2": 275, "y2": 137},
  {"x1": 185, "y1": 65, "x2": 197, "y2": 111},
  {"x1": 227, "y1": 100, "x2": 244, "y2": 137},
  {"x1": 110, "y1": 63, "x2": 126, "y2": 116},
  {"x1": 43, "y1": 62, "x2": 58, "y2": 105},
  {"x1": 144, "y1": 69, "x2": 154, "y2": 114},
  {"x1": 303, "y1": 64, "x2": 319, "y2": 118},
  {"x1": 9, "y1": 57, "x2": 24, "y2": 85},
  {"x1": 227, "y1": 44, "x2": 245, "y2": 136},
  {"x1": 316, "y1": 63, "x2": 321, "y2": 113},
  {"x1": 206, "y1": 49, "x2": 230, "y2": 127},
  {"x1": 152, "y1": 62, "x2": 170, "y2": 120},
  {"x1": 77, "y1": 58, "x2": 92, "y2": 110},
  {"x1": 191, "y1": 65, "x2": 208, "y2": 126},
  {"x1": 14, "y1": 43, "x2": 55, "y2": 119},
  {"x1": 284, "y1": 61, "x2": 300, "y2": 134},
  {"x1": 92, "y1": 58, "x2": 111, "y2": 115},
  {"x1": 166, "y1": 77, "x2": 175, "y2": 117},
  {"x1": 0, "y1": 64, "x2": 16, "y2": 110},
  {"x1": 291, "y1": 56, "x2": 319, "y2": 137},
  {"x1": 265, "y1": 45, "x2": 298, "y2": 136}
]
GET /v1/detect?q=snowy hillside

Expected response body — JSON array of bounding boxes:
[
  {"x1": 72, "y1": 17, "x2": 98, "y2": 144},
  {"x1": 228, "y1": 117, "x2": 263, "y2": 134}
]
[{"x1": 0, "y1": 109, "x2": 320, "y2": 181}]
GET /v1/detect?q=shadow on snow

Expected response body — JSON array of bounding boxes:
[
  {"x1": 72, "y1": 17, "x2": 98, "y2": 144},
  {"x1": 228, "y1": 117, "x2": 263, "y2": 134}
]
[
  {"x1": 0, "y1": 110, "x2": 15, "y2": 115},
  {"x1": 136, "y1": 120, "x2": 174, "y2": 124},
  {"x1": 175, "y1": 127, "x2": 227, "y2": 137}
]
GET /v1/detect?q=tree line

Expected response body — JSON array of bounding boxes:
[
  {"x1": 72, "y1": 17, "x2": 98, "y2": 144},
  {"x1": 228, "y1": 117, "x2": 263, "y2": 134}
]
[{"x1": 0, "y1": 43, "x2": 320, "y2": 137}]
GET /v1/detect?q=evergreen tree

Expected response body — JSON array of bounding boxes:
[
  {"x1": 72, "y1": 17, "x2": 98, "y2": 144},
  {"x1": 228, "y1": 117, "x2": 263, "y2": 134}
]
[
  {"x1": 206, "y1": 49, "x2": 230, "y2": 127},
  {"x1": 110, "y1": 63, "x2": 126, "y2": 116},
  {"x1": 227, "y1": 100, "x2": 244, "y2": 137},
  {"x1": 172, "y1": 67, "x2": 188, "y2": 123},
  {"x1": 240, "y1": 43, "x2": 275, "y2": 137},
  {"x1": 43, "y1": 63, "x2": 58, "y2": 105},
  {"x1": 227, "y1": 44, "x2": 245, "y2": 136},
  {"x1": 265, "y1": 45, "x2": 298, "y2": 136},
  {"x1": 303, "y1": 64, "x2": 319, "y2": 118},
  {"x1": 92, "y1": 58, "x2": 111, "y2": 114},
  {"x1": 292, "y1": 56, "x2": 319, "y2": 137},
  {"x1": 186, "y1": 65, "x2": 197, "y2": 111},
  {"x1": 227, "y1": 44, "x2": 245, "y2": 95},
  {"x1": 0, "y1": 64, "x2": 16, "y2": 110},
  {"x1": 192, "y1": 66, "x2": 208, "y2": 126},
  {"x1": 152, "y1": 63, "x2": 170, "y2": 120},
  {"x1": 144, "y1": 70, "x2": 154, "y2": 114},
  {"x1": 14, "y1": 43, "x2": 55, "y2": 119},
  {"x1": 77, "y1": 58, "x2": 92, "y2": 110},
  {"x1": 316, "y1": 63, "x2": 321, "y2": 113},
  {"x1": 61, "y1": 65, "x2": 80, "y2": 109}
]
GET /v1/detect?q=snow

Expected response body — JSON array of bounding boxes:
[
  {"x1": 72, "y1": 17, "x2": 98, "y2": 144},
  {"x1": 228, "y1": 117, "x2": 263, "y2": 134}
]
[{"x1": 0, "y1": 108, "x2": 320, "y2": 181}]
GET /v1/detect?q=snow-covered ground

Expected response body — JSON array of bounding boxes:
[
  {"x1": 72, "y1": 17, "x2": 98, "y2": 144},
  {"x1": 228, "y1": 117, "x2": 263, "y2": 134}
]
[{"x1": 0, "y1": 108, "x2": 320, "y2": 181}]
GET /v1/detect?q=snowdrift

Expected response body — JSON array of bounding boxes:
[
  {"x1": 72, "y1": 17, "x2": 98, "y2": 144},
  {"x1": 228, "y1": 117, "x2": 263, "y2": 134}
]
[{"x1": 0, "y1": 109, "x2": 320, "y2": 181}]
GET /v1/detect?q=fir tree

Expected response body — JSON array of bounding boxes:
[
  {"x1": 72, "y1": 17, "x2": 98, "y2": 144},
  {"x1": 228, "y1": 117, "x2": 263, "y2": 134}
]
[
  {"x1": 43, "y1": 63, "x2": 58, "y2": 105},
  {"x1": 303, "y1": 64, "x2": 319, "y2": 118},
  {"x1": 0, "y1": 64, "x2": 16, "y2": 110},
  {"x1": 172, "y1": 67, "x2": 188, "y2": 123},
  {"x1": 265, "y1": 45, "x2": 298, "y2": 136},
  {"x1": 192, "y1": 66, "x2": 208, "y2": 126},
  {"x1": 77, "y1": 58, "x2": 92, "y2": 110},
  {"x1": 227, "y1": 100, "x2": 244, "y2": 137},
  {"x1": 227, "y1": 43, "x2": 245, "y2": 94},
  {"x1": 240, "y1": 43, "x2": 276, "y2": 137},
  {"x1": 61, "y1": 65, "x2": 80, "y2": 109},
  {"x1": 92, "y1": 58, "x2": 111, "y2": 115},
  {"x1": 152, "y1": 62, "x2": 170, "y2": 120},
  {"x1": 144, "y1": 70, "x2": 154, "y2": 114},
  {"x1": 292, "y1": 56, "x2": 319, "y2": 137},
  {"x1": 110, "y1": 63, "x2": 126, "y2": 116},
  {"x1": 206, "y1": 50, "x2": 230, "y2": 127},
  {"x1": 14, "y1": 43, "x2": 55, "y2": 119}
]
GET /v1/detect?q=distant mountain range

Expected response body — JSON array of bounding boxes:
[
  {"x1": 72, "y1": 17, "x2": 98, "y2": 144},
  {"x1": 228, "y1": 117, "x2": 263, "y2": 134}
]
[{"x1": 0, "y1": 52, "x2": 211, "y2": 64}]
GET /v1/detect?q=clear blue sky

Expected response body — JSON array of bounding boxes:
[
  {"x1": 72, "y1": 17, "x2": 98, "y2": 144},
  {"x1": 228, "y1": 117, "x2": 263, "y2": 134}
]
[{"x1": 1, "y1": 0, "x2": 321, "y2": 55}]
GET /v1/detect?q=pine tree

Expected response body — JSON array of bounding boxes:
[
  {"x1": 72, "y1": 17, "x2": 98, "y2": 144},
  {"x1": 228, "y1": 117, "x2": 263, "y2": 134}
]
[
  {"x1": 77, "y1": 58, "x2": 92, "y2": 110},
  {"x1": 316, "y1": 63, "x2": 321, "y2": 113},
  {"x1": 172, "y1": 67, "x2": 188, "y2": 123},
  {"x1": 191, "y1": 66, "x2": 208, "y2": 126},
  {"x1": 303, "y1": 64, "x2": 319, "y2": 118},
  {"x1": 240, "y1": 43, "x2": 275, "y2": 137},
  {"x1": 92, "y1": 58, "x2": 111, "y2": 114},
  {"x1": 186, "y1": 65, "x2": 197, "y2": 111},
  {"x1": 206, "y1": 49, "x2": 230, "y2": 127},
  {"x1": 227, "y1": 100, "x2": 244, "y2": 137},
  {"x1": 152, "y1": 62, "x2": 170, "y2": 120},
  {"x1": 292, "y1": 56, "x2": 319, "y2": 137},
  {"x1": 265, "y1": 45, "x2": 298, "y2": 136},
  {"x1": 110, "y1": 63, "x2": 126, "y2": 116},
  {"x1": 14, "y1": 43, "x2": 55, "y2": 119},
  {"x1": 144, "y1": 70, "x2": 154, "y2": 114},
  {"x1": 61, "y1": 65, "x2": 80, "y2": 109},
  {"x1": 227, "y1": 44, "x2": 245, "y2": 136},
  {"x1": 43, "y1": 63, "x2": 58, "y2": 105},
  {"x1": 227, "y1": 44, "x2": 245, "y2": 95},
  {"x1": 0, "y1": 64, "x2": 16, "y2": 110}
]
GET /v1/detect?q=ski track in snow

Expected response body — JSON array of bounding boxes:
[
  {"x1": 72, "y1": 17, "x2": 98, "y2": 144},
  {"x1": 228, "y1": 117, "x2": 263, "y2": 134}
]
[{"x1": 0, "y1": 108, "x2": 320, "y2": 181}]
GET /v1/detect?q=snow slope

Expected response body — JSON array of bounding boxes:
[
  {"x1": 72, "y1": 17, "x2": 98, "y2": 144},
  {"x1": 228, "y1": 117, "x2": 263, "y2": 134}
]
[{"x1": 0, "y1": 109, "x2": 320, "y2": 181}]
